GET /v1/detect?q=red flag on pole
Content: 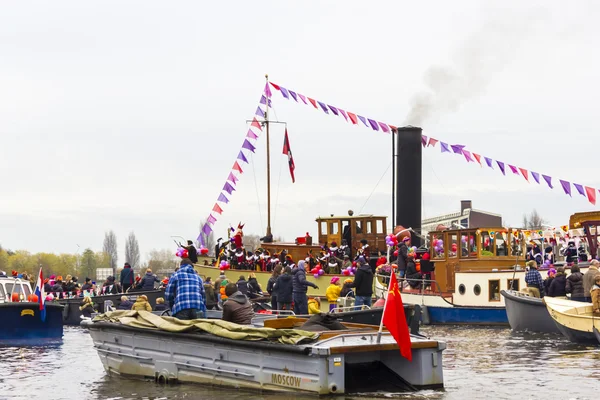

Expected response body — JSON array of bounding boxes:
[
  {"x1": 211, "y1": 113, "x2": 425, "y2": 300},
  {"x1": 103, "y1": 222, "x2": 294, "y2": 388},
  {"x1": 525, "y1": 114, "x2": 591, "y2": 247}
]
[
  {"x1": 382, "y1": 271, "x2": 412, "y2": 361},
  {"x1": 282, "y1": 128, "x2": 296, "y2": 183}
]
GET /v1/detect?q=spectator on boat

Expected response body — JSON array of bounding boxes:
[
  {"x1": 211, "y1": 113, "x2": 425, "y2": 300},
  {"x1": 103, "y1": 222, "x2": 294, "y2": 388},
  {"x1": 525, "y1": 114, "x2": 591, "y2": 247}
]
[
  {"x1": 348, "y1": 256, "x2": 373, "y2": 308},
  {"x1": 79, "y1": 296, "x2": 95, "y2": 318},
  {"x1": 340, "y1": 278, "x2": 355, "y2": 299},
  {"x1": 51, "y1": 277, "x2": 64, "y2": 298},
  {"x1": 204, "y1": 278, "x2": 218, "y2": 310},
  {"x1": 543, "y1": 268, "x2": 556, "y2": 296},
  {"x1": 165, "y1": 258, "x2": 206, "y2": 320},
  {"x1": 274, "y1": 266, "x2": 293, "y2": 311},
  {"x1": 292, "y1": 260, "x2": 319, "y2": 315},
  {"x1": 215, "y1": 273, "x2": 226, "y2": 305},
  {"x1": 548, "y1": 267, "x2": 568, "y2": 298},
  {"x1": 583, "y1": 260, "x2": 600, "y2": 302},
  {"x1": 396, "y1": 237, "x2": 410, "y2": 279},
  {"x1": 247, "y1": 273, "x2": 263, "y2": 299},
  {"x1": 154, "y1": 297, "x2": 169, "y2": 313},
  {"x1": 184, "y1": 240, "x2": 198, "y2": 264},
  {"x1": 405, "y1": 254, "x2": 422, "y2": 289},
  {"x1": 266, "y1": 265, "x2": 282, "y2": 310},
  {"x1": 117, "y1": 295, "x2": 134, "y2": 310},
  {"x1": 563, "y1": 241, "x2": 578, "y2": 264},
  {"x1": 524, "y1": 261, "x2": 544, "y2": 298},
  {"x1": 591, "y1": 275, "x2": 600, "y2": 315},
  {"x1": 131, "y1": 294, "x2": 153, "y2": 311},
  {"x1": 341, "y1": 254, "x2": 352, "y2": 271},
  {"x1": 222, "y1": 283, "x2": 253, "y2": 325},
  {"x1": 308, "y1": 297, "x2": 321, "y2": 314},
  {"x1": 356, "y1": 239, "x2": 370, "y2": 262},
  {"x1": 43, "y1": 278, "x2": 52, "y2": 294},
  {"x1": 120, "y1": 262, "x2": 135, "y2": 293},
  {"x1": 566, "y1": 265, "x2": 586, "y2": 302},
  {"x1": 101, "y1": 276, "x2": 121, "y2": 295},
  {"x1": 140, "y1": 268, "x2": 159, "y2": 291},
  {"x1": 158, "y1": 277, "x2": 169, "y2": 290},
  {"x1": 326, "y1": 277, "x2": 341, "y2": 312},
  {"x1": 236, "y1": 275, "x2": 249, "y2": 296},
  {"x1": 578, "y1": 244, "x2": 588, "y2": 262},
  {"x1": 544, "y1": 246, "x2": 555, "y2": 265},
  {"x1": 80, "y1": 277, "x2": 93, "y2": 295}
]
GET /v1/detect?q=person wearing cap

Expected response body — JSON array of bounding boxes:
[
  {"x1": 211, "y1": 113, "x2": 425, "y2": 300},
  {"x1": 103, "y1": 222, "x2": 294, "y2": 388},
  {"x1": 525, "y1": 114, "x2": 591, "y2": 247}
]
[
  {"x1": 120, "y1": 262, "x2": 134, "y2": 293},
  {"x1": 184, "y1": 240, "x2": 198, "y2": 264},
  {"x1": 326, "y1": 277, "x2": 341, "y2": 311},
  {"x1": 524, "y1": 260, "x2": 544, "y2": 298},
  {"x1": 590, "y1": 275, "x2": 600, "y2": 315},
  {"x1": 348, "y1": 256, "x2": 373, "y2": 308},
  {"x1": 356, "y1": 239, "x2": 370, "y2": 262},
  {"x1": 341, "y1": 254, "x2": 352, "y2": 271},
  {"x1": 583, "y1": 259, "x2": 600, "y2": 302},
  {"x1": 292, "y1": 260, "x2": 319, "y2": 315},
  {"x1": 543, "y1": 268, "x2": 556, "y2": 296}
]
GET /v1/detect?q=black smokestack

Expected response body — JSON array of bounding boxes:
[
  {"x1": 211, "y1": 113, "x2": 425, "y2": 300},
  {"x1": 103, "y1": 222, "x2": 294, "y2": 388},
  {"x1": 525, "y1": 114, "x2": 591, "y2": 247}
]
[{"x1": 395, "y1": 126, "x2": 422, "y2": 247}]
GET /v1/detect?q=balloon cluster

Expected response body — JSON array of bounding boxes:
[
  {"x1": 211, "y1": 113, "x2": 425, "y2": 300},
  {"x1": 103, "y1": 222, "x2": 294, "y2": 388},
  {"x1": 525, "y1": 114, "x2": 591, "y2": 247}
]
[
  {"x1": 310, "y1": 265, "x2": 325, "y2": 278},
  {"x1": 175, "y1": 247, "x2": 189, "y2": 258},
  {"x1": 543, "y1": 259, "x2": 552, "y2": 268},
  {"x1": 461, "y1": 236, "x2": 474, "y2": 246},
  {"x1": 407, "y1": 246, "x2": 418, "y2": 257},
  {"x1": 385, "y1": 234, "x2": 399, "y2": 247},
  {"x1": 342, "y1": 264, "x2": 357, "y2": 276},
  {"x1": 219, "y1": 260, "x2": 231, "y2": 271},
  {"x1": 200, "y1": 247, "x2": 209, "y2": 255},
  {"x1": 432, "y1": 238, "x2": 444, "y2": 254}
]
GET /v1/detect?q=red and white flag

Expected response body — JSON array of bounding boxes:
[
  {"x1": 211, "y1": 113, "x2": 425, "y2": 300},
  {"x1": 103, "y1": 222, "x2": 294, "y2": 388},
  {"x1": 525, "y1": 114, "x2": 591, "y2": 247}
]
[{"x1": 282, "y1": 128, "x2": 296, "y2": 183}]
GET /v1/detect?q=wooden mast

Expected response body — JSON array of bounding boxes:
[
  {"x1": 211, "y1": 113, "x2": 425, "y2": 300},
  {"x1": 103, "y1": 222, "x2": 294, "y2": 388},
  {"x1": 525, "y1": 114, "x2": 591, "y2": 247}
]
[{"x1": 264, "y1": 74, "x2": 272, "y2": 240}]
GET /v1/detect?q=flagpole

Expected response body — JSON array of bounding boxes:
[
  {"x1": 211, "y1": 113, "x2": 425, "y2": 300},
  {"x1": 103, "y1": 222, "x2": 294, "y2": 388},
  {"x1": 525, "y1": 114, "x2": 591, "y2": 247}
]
[
  {"x1": 265, "y1": 74, "x2": 272, "y2": 240},
  {"x1": 376, "y1": 266, "x2": 392, "y2": 344}
]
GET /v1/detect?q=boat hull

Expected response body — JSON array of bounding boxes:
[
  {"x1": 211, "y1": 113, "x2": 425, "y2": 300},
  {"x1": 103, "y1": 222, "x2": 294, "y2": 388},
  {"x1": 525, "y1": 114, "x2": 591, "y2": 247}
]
[
  {"x1": 544, "y1": 297, "x2": 600, "y2": 344},
  {"x1": 88, "y1": 322, "x2": 444, "y2": 394},
  {"x1": 501, "y1": 290, "x2": 560, "y2": 333},
  {"x1": 0, "y1": 302, "x2": 63, "y2": 340},
  {"x1": 425, "y1": 305, "x2": 508, "y2": 325},
  {"x1": 58, "y1": 289, "x2": 164, "y2": 325}
]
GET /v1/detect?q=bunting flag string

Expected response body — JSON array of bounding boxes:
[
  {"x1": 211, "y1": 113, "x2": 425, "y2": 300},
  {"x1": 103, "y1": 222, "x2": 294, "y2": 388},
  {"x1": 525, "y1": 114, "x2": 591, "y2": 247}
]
[{"x1": 268, "y1": 80, "x2": 599, "y2": 206}]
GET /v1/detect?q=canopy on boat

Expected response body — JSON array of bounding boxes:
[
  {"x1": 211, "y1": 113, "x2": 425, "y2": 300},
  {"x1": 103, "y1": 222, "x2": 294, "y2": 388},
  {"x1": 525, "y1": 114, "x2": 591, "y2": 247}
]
[{"x1": 93, "y1": 310, "x2": 319, "y2": 345}]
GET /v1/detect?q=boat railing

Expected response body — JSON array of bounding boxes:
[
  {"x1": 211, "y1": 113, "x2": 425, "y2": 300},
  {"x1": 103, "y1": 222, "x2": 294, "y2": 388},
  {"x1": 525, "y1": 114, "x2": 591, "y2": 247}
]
[
  {"x1": 331, "y1": 305, "x2": 370, "y2": 313},
  {"x1": 375, "y1": 273, "x2": 450, "y2": 303}
]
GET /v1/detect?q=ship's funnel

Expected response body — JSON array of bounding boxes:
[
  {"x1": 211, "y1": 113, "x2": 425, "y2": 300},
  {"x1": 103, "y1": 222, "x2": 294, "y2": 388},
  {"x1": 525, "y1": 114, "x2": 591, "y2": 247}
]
[{"x1": 395, "y1": 126, "x2": 422, "y2": 247}]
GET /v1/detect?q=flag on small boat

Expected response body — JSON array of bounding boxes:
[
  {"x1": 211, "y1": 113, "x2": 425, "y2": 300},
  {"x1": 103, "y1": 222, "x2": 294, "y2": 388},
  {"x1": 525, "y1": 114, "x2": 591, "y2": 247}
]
[
  {"x1": 34, "y1": 267, "x2": 46, "y2": 322},
  {"x1": 282, "y1": 128, "x2": 296, "y2": 183},
  {"x1": 383, "y1": 271, "x2": 412, "y2": 361}
]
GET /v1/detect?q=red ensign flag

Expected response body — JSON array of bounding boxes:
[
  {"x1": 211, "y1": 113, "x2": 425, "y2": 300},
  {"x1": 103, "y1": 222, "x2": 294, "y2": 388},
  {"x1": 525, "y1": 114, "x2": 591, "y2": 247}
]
[
  {"x1": 282, "y1": 129, "x2": 296, "y2": 183},
  {"x1": 383, "y1": 271, "x2": 412, "y2": 361}
]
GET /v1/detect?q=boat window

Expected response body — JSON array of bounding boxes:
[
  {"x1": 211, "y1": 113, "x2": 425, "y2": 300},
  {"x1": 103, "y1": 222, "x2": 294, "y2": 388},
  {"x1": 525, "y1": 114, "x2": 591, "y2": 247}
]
[
  {"x1": 460, "y1": 232, "x2": 477, "y2": 258},
  {"x1": 431, "y1": 234, "x2": 445, "y2": 259},
  {"x1": 0, "y1": 285, "x2": 4, "y2": 300},
  {"x1": 460, "y1": 218, "x2": 468, "y2": 228},
  {"x1": 6, "y1": 283, "x2": 27, "y2": 298},
  {"x1": 488, "y1": 280, "x2": 500, "y2": 301},
  {"x1": 495, "y1": 232, "x2": 508, "y2": 256},
  {"x1": 24, "y1": 285, "x2": 31, "y2": 296},
  {"x1": 366, "y1": 221, "x2": 372, "y2": 234},
  {"x1": 330, "y1": 221, "x2": 339, "y2": 235},
  {"x1": 458, "y1": 284, "x2": 466, "y2": 295},
  {"x1": 320, "y1": 221, "x2": 327, "y2": 235},
  {"x1": 480, "y1": 231, "x2": 493, "y2": 256},
  {"x1": 507, "y1": 279, "x2": 519, "y2": 291},
  {"x1": 474, "y1": 284, "x2": 481, "y2": 296},
  {"x1": 510, "y1": 231, "x2": 523, "y2": 257},
  {"x1": 448, "y1": 233, "x2": 458, "y2": 258},
  {"x1": 376, "y1": 220, "x2": 383, "y2": 234},
  {"x1": 355, "y1": 221, "x2": 363, "y2": 234}
]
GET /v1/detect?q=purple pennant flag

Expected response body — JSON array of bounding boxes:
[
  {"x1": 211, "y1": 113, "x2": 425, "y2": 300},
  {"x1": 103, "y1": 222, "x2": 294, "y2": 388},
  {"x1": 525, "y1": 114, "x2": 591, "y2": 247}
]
[
  {"x1": 197, "y1": 232, "x2": 205, "y2": 248},
  {"x1": 531, "y1": 171, "x2": 540, "y2": 184},
  {"x1": 317, "y1": 101, "x2": 329, "y2": 113},
  {"x1": 259, "y1": 95, "x2": 272, "y2": 108},
  {"x1": 484, "y1": 157, "x2": 493, "y2": 168},
  {"x1": 227, "y1": 172, "x2": 238, "y2": 184},
  {"x1": 421, "y1": 135, "x2": 428, "y2": 147},
  {"x1": 202, "y1": 223, "x2": 213, "y2": 236},
  {"x1": 339, "y1": 109, "x2": 348, "y2": 121},
  {"x1": 255, "y1": 106, "x2": 265, "y2": 118},
  {"x1": 440, "y1": 142, "x2": 450, "y2": 153},
  {"x1": 367, "y1": 118, "x2": 379, "y2": 131},
  {"x1": 207, "y1": 214, "x2": 217, "y2": 225},
  {"x1": 242, "y1": 139, "x2": 256, "y2": 153},
  {"x1": 378, "y1": 122, "x2": 390, "y2": 133},
  {"x1": 237, "y1": 151, "x2": 248, "y2": 164},
  {"x1": 217, "y1": 193, "x2": 230, "y2": 204},
  {"x1": 560, "y1": 179, "x2": 572, "y2": 196},
  {"x1": 508, "y1": 164, "x2": 519, "y2": 175},
  {"x1": 223, "y1": 182, "x2": 236, "y2": 195},
  {"x1": 298, "y1": 93, "x2": 308, "y2": 104},
  {"x1": 497, "y1": 161, "x2": 506, "y2": 175},
  {"x1": 288, "y1": 90, "x2": 298, "y2": 102},
  {"x1": 357, "y1": 115, "x2": 368, "y2": 127},
  {"x1": 279, "y1": 86, "x2": 290, "y2": 99},
  {"x1": 542, "y1": 174, "x2": 553, "y2": 188},
  {"x1": 246, "y1": 129, "x2": 258, "y2": 140},
  {"x1": 328, "y1": 105, "x2": 339, "y2": 116},
  {"x1": 462, "y1": 150, "x2": 474, "y2": 162},
  {"x1": 573, "y1": 183, "x2": 585, "y2": 196},
  {"x1": 264, "y1": 83, "x2": 272, "y2": 98},
  {"x1": 451, "y1": 144, "x2": 465, "y2": 154}
]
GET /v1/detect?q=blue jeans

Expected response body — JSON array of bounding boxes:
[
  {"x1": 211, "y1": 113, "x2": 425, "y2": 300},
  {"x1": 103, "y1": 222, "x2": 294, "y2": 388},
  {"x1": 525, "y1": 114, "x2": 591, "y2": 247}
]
[
  {"x1": 174, "y1": 308, "x2": 204, "y2": 320},
  {"x1": 355, "y1": 296, "x2": 372, "y2": 309},
  {"x1": 293, "y1": 292, "x2": 308, "y2": 315}
]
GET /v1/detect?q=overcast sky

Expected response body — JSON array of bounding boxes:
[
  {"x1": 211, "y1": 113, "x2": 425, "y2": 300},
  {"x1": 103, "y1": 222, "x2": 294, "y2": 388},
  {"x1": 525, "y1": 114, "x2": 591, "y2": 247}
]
[{"x1": 1, "y1": 1, "x2": 599, "y2": 263}]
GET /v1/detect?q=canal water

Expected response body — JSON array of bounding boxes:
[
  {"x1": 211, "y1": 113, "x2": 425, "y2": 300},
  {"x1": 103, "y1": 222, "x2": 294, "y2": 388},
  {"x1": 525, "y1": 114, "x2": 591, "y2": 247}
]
[{"x1": 0, "y1": 325, "x2": 598, "y2": 400}]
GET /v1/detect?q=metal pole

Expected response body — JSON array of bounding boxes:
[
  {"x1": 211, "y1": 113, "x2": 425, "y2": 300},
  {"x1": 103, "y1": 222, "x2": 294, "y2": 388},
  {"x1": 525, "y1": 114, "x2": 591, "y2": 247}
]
[
  {"x1": 392, "y1": 129, "x2": 395, "y2": 230},
  {"x1": 265, "y1": 74, "x2": 272, "y2": 238},
  {"x1": 376, "y1": 275, "x2": 392, "y2": 344}
]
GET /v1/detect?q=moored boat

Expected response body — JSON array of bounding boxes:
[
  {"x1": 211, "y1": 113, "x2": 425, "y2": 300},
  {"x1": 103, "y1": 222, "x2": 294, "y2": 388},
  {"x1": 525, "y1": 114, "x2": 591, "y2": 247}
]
[
  {"x1": 544, "y1": 296, "x2": 600, "y2": 344},
  {"x1": 501, "y1": 289, "x2": 560, "y2": 333},
  {"x1": 86, "y1": 311, "x2": 445, "y2": 394}
]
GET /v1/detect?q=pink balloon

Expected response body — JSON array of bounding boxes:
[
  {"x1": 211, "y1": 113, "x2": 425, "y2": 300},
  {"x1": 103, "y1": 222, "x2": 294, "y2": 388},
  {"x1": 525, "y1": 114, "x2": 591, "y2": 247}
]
[
  {"x1": 318, "y1": 269, "x2": 324, "y2": 276},
  {"x1": 313, "y1": 273, "x2": 319, "y2": 278}
]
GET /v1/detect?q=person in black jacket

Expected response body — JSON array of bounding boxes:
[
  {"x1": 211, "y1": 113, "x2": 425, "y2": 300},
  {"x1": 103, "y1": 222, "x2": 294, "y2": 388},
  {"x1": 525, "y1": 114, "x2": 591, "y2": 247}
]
[
  {"x1": 247, "y1": 273, "x2": 262, "y2": 299},
  {"x1": 396, "y1": 237, "x2": 410, "y2": 279},
  {"x1": 548, "y1": 267, "x2": 567, "y2": 297},
  {"x1": 236, "y1": 275, "x2": 249, "y2": 296},
  {"x1": 292, "y1": 261, "x2": 318, "y2": 315},
  {"x1": 120, "y1": 263, "x2": 134, "y2": 292},
  {"x1": 117, "y1": 295, "x2": 134, "y2": 310},
  {"x1": 543, "y1": 268, "x2": 556, "y2": 296},
  {"x1": 405, "y1": 255, "x2": 422, "y2": 289},
  {"x1": 184, "y1": 240, "x2": 198, "y2": 264},
  {"x1": 140, "y1": 269, "x2": 159, "y2": 291},
  {"x1": 274, "y1": 266, "x2": 294, "y2": 311},
  {"x1": 267, "y1": 265, "x2": 282, "y2": 310},
  {"x1": 348, "y1": 256, "x2": 373, "y2": 308}
]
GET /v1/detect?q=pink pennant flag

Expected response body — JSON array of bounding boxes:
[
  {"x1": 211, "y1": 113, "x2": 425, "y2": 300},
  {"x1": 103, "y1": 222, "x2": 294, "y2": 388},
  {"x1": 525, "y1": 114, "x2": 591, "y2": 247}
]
[
  {"x1": 269, "y1": 82, "x2": 280, "y2": 91},
  {"x1": 298, "y1": 93, "x2": 308, "y2": 104},
  {"x1": 421, "y1": 135, "x2": 428, "y2": 147},
  {"x1": 232, "y1": 161, "x2": 244, "y2": 174},
  {"x1": 246, "y1": 129, "x2": 259, "y2": 140},
  {"x1": 519, "y1": 168, "x2": 529, "y2": 182},
  {"x1": 378, "y1": 122, "x2": 390, "y2": 133},
  {"x1": 427, "y1": 138, "x2": 439, "y2": 147},
  {"x1": 508, "y1": 165, "x2": 519, "y2": 175},
  {"x1": 472, "y1": 153, "x2": 482, "y2": 165},
  {"x1": 207, "y1": 214, "x2": 217, "y2": 225},
  {"x1": 212, "y1": 204, "x2": 223, "y2": 215},
  {"x1": 251, "y1": 117, "x2": 262, "y2": 131},
  {"x1": 339, "y1": 109, "x2": 349, "y2": 122},
  {"x1": 585, "y1": 187, "x2": 597, "y2": 205},
  {"x1": 347, "y1": 112, "x2": 358, "y2": 125},
  {"x1": 462, "y1": 150, "x2": 474, "y2": 162},
  {"x1": 227, "y1": 172, "x2": 238, "y2": 184},
  {"x1": 307, "y1": 97, "x2": 318, "y2": 109}
]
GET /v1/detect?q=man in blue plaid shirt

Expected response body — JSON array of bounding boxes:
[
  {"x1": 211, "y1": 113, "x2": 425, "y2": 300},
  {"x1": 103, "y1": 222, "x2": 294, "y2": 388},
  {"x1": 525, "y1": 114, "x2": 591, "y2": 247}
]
[
  {"x1": 165, "y1": 258, "x2": 206, "y2": 320},
  {"x1": 524, "y1": 260, "x2": 545, "y2": 298}
]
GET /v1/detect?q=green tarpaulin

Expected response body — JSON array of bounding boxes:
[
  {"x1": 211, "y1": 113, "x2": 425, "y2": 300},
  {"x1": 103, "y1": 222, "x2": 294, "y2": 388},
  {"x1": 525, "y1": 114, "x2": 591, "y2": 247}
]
[{"x1": 93, "y1": 310, "x2": 319, "y2": 345}]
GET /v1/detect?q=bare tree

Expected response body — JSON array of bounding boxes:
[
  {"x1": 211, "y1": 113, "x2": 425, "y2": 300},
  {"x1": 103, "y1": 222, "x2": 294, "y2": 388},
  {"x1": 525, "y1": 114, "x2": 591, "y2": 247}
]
[
  {"x1": 244, "y1": 234, "x2": 261, "y2": 252},
  {"x1": 198, "y1": 219, "x2": 216, "y2": 255},
  {"x1": 522, "y1": 209, "x2": 547, "y2": 230},
  {"x1": 146, "y1": 249, "x2": 178, "y2": 274},
  {"x1": 124, "y1": 231, "x2": 141, "y2": 269},
  {"x1": 102, "y1": 230, "x2": 118, "y2": 276}
]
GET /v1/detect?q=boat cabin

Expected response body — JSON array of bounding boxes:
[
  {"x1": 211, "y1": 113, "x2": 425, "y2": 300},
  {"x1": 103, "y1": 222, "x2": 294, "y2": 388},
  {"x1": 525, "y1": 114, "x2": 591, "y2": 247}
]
[
  {"x1": 569, "y1": 211, "x2": 600, "y2": 259},
  {"x1": 0, "y1": 277, "x2": 33, "y2": 303},
  {"x1": 262, "y1": 213, "x2": 388, "y2": 263}
]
